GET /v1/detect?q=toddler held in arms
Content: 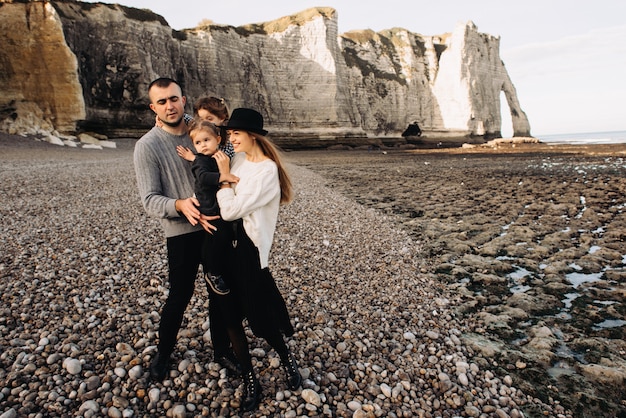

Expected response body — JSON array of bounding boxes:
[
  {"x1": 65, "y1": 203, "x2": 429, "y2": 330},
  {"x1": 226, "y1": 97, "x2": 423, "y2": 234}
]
[{"x1": 179, "y1": 119, "x2": 239, "y2": 295}]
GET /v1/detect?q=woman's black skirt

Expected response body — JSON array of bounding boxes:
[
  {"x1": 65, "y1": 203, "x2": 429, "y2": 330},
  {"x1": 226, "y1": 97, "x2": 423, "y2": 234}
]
[{"x1": 214, "y1": 219, "x2": 294, "y2": 338}]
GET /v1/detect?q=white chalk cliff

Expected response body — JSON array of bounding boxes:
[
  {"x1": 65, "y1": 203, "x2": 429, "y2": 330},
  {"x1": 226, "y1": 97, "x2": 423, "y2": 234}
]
[{"x1": 0, "y1": 1, "x2": 531, "y2": 146}]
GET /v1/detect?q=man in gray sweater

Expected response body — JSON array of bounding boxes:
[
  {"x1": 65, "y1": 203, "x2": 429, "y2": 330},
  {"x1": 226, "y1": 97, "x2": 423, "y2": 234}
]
[{"x1": 134, "y1": 77, "x2": 239, "y2": 381}]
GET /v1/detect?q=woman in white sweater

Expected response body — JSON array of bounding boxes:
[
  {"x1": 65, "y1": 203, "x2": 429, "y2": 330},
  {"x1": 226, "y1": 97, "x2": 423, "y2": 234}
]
[{"x1": 213, "y1": 108, "x2": 301, "y2": 412}]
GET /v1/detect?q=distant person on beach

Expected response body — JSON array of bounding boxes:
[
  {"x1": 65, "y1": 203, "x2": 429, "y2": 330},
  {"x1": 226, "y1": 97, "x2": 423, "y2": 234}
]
[
  {"x1": 180, "y1": 119, "x2": 239, "y2": 295},
  {"x1": 402, "y1": 121, "x2": 422, "y2": 137},
  {"x1": 211, "y1": 108, "x2": 302, "y2": 412},
  {"x1": 133, "y1": 77, "x2": 240, "y2": 382}
]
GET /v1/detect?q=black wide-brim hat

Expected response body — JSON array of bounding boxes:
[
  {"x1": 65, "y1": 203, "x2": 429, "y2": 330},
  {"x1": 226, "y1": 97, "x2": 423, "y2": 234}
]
[{"x1": 223, "y1": 108, "x2": 268, "y2": 136}]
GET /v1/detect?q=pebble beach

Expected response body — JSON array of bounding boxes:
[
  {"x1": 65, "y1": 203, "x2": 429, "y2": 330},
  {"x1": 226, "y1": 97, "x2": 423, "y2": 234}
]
[{"x1": 1, "y1": 134, "x2": 625, "y2": 417}]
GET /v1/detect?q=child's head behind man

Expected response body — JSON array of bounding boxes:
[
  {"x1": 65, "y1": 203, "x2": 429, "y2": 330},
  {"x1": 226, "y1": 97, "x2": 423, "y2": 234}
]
[{"x1": 188, "y1": 119, "x2": 222, "y2": 156}]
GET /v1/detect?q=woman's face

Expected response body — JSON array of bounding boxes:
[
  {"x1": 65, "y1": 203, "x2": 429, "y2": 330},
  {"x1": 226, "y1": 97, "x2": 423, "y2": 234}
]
[
  {"x1": 228, "y1": 130, "x2": 255, "y2": 153},
  {"x1": 197, "y1": 108, "x2": 224, "y2": 125}
]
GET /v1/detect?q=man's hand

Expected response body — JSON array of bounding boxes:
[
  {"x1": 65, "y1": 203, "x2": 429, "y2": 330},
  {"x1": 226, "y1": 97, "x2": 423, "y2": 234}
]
[
  {"x1": 175, "y1": 197, "x2": 202, "y2": 226},
  {"x1": 175, "y1": 197, "x2": 218, "y2": 233}
]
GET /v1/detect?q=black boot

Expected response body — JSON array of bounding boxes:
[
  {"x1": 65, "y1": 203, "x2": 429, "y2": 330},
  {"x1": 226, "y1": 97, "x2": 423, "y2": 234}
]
[
  {"x1": 281, "y1": 351, "x2": 302, "y2": 390},
  {"x1": 241, "y1": 370, "x2": 262, "y2": 412},
  {"x1": 149, "y1": 351, "x2": 170, "y2": 382}
]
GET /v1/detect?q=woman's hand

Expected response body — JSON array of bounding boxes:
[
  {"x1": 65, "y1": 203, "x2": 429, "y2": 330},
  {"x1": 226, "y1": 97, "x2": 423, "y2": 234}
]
[
  {"x1": 213, "y1": 150, "x2": 231, "y2": 174},
  {"x1": 199, "y1": 214, "x2": 219, "y2": 233},
  {"x1": 220, "y1": 173, "x2": 240, "y2": 184}
]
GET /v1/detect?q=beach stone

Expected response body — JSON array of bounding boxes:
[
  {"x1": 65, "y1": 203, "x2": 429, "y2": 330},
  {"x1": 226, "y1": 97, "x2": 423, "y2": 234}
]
[
  {"x1": 171, "y1": 404, "x2": 187, "y2": 418},
  {"x1": 301, "y1": 388, "x2": 321, "y2": 406},
  {"x1": 128, "y1": 365, "x2": 142, "y2": 380},
  {"x1": 116, "y1": 342, "x2": 134, "y2": 355},
  {"x1": 353, "y1": 409, "x2": 370, "y2": 418},
  {"x1": 112, "y1": 396, "x2": 129, "y2": 409},
  {"x1": 148, "y1": 388, "x2": 160, "y2": 403},
  {"x1": 425, "y1": 330, "x2": 440, "y2": 340},
  {"x1": 23, "y1": 362, "x2": 36, "y2": 373},
  {"x1": 0, "y1": 409, "x2": 17, "y2": 418},
  {"x1": 79, "y1": 400, "x2": 99, "y2": 413},
  {"x1": 63, "y1": 358, "x2": 82, "y2": 375},
  {"x1": 495, "y1": 408, "x2": 510, "y2": 418},
  {"x1": 269, "y1": 357, "x2": 281, "y2": 368},
  {"x1": 465, "y1": 405, "x2": 481, "y2": 417},
  {"x1": 47, "y1": 353, "x2": 62, "y2": 365},
  {"x1": 178, "y1": 359, "x2": 190, "y2": 372},
  {"x1": 107, "y1": 406, "x2": 122, "y2": 418},
  {"x1": 347, "y1": 400, "x2": 362, "y2": 411},
  {"x1": 251, "y1": 348, "x2": 265, "y2": 357},
  {"x1": 86, "y1": 376, "x2": 100, "y2": 391}
]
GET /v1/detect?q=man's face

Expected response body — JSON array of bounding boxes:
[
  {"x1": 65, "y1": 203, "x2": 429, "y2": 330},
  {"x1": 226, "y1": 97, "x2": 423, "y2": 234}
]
[{"x1": 149, "y1": 83, "x2": 186, "y2": 127}]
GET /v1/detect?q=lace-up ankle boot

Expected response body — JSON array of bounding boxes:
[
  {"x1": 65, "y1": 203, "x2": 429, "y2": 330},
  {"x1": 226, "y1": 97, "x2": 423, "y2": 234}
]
[
  {"x1": 241, "y1": 370, "x2": 262, "y2": 412},
  {"x1": 281, "y1": 351, "x2": 302, "y2": 390}
]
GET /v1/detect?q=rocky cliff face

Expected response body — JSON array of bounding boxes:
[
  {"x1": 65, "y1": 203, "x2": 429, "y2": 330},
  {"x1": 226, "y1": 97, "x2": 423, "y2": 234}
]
[
  {"x1": 0, "y1": 0, "x2": 531, "y2": 145},
  {"x1": 0, "y1": 0, "x2": 85, "y2": 135}
]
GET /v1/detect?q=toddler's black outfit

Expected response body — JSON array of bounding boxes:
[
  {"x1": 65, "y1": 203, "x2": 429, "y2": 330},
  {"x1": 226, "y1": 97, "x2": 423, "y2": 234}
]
[{"x1": 191, "y1": 153, "x2": 231, "y2": 295}]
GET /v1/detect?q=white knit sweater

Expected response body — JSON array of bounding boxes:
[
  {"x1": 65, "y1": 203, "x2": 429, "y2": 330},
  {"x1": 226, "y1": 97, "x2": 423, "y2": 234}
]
[{"x1": 217, "y1": 153, "x2": 280, "y2": 268}]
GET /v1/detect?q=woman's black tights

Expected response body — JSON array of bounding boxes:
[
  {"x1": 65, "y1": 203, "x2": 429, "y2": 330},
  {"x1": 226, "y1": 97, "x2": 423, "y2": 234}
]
[
  {"x1": 263, "y1": 329, "x2": 290, "y2": 360},
  {"x1": 227, "y1": 325, "x2": 253, "y2": 374},
  {"x1": 227, "y1": 324, "x2": 290, "y2": 374}
]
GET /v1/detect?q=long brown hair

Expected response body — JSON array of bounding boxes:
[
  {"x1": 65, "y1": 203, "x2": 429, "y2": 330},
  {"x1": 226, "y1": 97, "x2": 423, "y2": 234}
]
[{"x1": 253, "y1": 134, "x2": 292, "y2": 204}]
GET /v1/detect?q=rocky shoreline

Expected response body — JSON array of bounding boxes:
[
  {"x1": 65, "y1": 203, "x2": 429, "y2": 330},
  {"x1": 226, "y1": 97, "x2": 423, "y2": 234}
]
[
  {"x1": 0, "y1": 134, "x2": 624, "y2": 417},
  {"x1": 288, "y1": 144, "x2": 626, "y2": 417}
]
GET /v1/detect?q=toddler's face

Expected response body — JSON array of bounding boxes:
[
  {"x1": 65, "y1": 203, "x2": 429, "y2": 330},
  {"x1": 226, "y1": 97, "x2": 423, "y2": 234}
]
[{"x1": 192, "y1": 130, "x2": 221, "y2": 156}]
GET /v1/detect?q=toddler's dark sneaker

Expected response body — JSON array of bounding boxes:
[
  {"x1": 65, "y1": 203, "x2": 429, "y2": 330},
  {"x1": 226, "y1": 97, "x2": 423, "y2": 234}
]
[{"x1": 204, "y1": 272, "x2": 230, "y2": 295}]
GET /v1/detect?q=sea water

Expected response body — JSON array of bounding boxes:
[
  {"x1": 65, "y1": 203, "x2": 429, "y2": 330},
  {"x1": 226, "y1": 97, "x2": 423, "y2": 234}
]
[{"x1": 536, "y1": 130, "x2": 626, "y2": 145}]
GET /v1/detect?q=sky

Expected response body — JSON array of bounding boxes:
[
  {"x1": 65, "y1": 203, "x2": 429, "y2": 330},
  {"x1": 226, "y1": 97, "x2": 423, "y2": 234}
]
[{"x1": 82, "y1": 0, "x2": 626, "y2": 136}]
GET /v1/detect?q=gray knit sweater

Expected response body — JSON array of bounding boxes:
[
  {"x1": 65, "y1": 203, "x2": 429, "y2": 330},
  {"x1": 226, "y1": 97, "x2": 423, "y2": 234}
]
[{"x1": 133, "y1": 127, "x2": 202, "y2": 238}]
